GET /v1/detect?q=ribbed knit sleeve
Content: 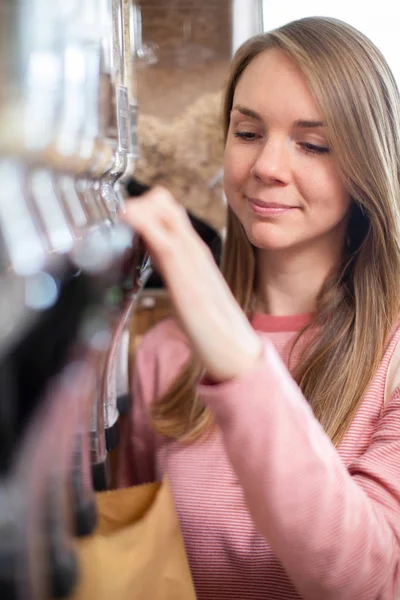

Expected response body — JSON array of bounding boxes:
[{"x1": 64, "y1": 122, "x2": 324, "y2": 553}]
[{"x1": 198, "y1": 339, "x2": 400, "y2": 600}]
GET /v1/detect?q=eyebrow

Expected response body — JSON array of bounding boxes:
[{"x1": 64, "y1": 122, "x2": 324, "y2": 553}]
[
  {"x1": 231, "y1": 105, "x2": 325, "y2": 129},
  {"x1": 294, "y1": 120, "x2": 325, "y2": 129},
  {"x1": 232, "y1": 105, "x2": 263, "y2": 121}
]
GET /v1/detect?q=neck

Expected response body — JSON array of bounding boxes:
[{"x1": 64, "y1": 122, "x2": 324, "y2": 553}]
[{"x1": 255, "y1": 243, "x2": 342, "y2": 316}]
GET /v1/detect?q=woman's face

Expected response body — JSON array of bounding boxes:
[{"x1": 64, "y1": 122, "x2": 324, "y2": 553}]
[{"x1": 224, "y1": 49, "x2": 350, "y2": 258}]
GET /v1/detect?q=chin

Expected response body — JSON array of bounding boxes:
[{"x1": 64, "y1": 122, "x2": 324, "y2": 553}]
[{"x1": 244, "y1": 222, "x2": 292, "y2": 251}]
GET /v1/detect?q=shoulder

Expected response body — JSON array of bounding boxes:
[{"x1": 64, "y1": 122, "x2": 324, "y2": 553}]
[
  {"x1": 389, "y1": 318, "x2": 400, "y2": 340},
  {"x1": 363, "y1": 320, "x2": 400, "y2": 411},
  {"x1": 382, "y1": 319, "x2": 400, "y2": 365},
  {"x1": 382, "y1": 319, "x2": 400, "y2": 401},
  {"x1": 134, "y1": 317, "x2": 192, "y2": 398}
]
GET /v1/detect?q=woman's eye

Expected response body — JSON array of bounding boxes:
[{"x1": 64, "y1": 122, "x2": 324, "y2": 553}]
[
  {"x1": 234, "y1": 131, "x2": 261, "y2": 141},
  {"x1": 301, "y1": 142, "x2": 330, "y2": 155}
]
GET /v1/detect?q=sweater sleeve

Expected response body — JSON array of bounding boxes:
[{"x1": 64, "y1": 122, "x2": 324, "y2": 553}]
[{"x1": 198, "y1": 340, "x2": 400, "y2": 600}]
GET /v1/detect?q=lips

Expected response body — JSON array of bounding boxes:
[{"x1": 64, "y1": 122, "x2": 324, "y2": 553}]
[{"x1": 247, "y1": 197, "x2": 298, "y2": 217}]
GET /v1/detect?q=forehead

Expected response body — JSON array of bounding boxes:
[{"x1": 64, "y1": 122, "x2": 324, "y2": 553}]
[{"x1": 233, "y1": 48, "x2": 322, "y2": 122}]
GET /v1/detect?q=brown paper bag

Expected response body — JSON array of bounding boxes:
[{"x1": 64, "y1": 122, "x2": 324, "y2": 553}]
[{"x1": 71, "y1": 477, "x2": 197, "y2": 600}]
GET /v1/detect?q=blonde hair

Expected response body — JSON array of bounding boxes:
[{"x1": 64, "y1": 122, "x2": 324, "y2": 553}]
[{"x1": 151, "y1": 17, "x2": 400, "y2": 445}]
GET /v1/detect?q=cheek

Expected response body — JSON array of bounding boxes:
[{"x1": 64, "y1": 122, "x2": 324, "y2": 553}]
[
  {"x1": 223, "y1": 141, "x2": 252, "y2": 196},
  {"x1": 302, "y1": 164, "x2": 350, "y2": 222}
]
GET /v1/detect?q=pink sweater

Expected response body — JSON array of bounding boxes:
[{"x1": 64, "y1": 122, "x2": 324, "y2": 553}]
[{"x1": 118, "y1": 313, "x2": 400, "y2": 600}]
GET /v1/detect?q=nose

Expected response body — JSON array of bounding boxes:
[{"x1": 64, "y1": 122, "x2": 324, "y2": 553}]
[{"x1": 250, "y1": 136, "x2": 291, "y2": 185}]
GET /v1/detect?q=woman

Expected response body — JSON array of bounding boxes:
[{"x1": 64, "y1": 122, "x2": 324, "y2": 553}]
[{"x1": 119, "y1": 16, "x2": 400, "y2": 600}]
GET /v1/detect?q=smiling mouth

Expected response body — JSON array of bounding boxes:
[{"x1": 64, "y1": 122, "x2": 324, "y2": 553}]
[{"x1": 247, "y1": 197, "x2": 299, "y2": 217}]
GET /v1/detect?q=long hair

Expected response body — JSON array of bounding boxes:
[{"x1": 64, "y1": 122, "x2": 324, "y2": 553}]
[{"x1": 151, "y1": 16, "x2": 400, "y2": 445}]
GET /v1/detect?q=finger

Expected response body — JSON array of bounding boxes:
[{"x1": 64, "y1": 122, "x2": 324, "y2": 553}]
[
  {"x1": 125, "y1": 187, "x2": 192, "y2": 235},
  {"x1": 124, "y1": 200, "x2": 190, "y2": 258},
  {"x1": 124, "y1": 206, "x2": 176, "y2": 260},
  {"x1": 123, "y1": 190, "x2": 215, "y2": 277},
  {"x1": 125, "y1": 205, "x2": 198, "y2": 289},
  {"x1": 125, "y1": 196, "x2": 210, "y2": 259}
]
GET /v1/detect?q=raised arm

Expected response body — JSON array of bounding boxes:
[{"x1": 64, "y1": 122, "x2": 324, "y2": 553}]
[{"x1": 198, "y1": 340, "x2": 400, "y2": 600}]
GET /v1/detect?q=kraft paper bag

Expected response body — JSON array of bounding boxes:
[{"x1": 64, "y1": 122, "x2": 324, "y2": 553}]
[{"x1": 71, "y1": 477, "x2": 197, "y2": 600}]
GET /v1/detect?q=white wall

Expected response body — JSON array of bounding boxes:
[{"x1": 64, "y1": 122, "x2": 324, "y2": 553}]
[
  {"x1": 232, "y1": 0, "x2": 263, "y2": 55},
  {"x1": 261, "y1": 0, "x2": 400, "y2": 84}
]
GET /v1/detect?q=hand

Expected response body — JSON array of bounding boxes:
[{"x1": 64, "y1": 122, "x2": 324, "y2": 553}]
[{"x1": 123, "y1": 187, "x2": 263, "y2": 383}]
